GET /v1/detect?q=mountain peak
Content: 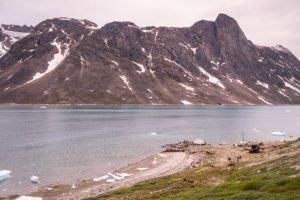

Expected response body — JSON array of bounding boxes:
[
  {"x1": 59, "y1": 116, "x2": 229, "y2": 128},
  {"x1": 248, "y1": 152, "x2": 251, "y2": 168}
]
[{"x1": 215, "y1": 13, "x2": 237, "y2": 25}]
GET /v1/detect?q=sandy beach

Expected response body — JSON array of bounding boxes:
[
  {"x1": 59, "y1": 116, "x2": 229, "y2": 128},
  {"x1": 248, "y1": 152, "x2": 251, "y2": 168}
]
[{"x1": 24, "y1": 150, "x2": 198, "y2": 200}]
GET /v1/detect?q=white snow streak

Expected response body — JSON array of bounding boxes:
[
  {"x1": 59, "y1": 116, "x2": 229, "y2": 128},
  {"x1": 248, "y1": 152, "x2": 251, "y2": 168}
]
[
  {"x1": 284, "y1": 81, "x2": 300, "y2": 93},
  {"x1": 164, "y1": 57, "x2": 192, "y2": 76},
  {"x1": 181, "y1": 100, "x2": 193, "y2": 105},
  {"x1": 111, "y1": 60, "x2": 119, "y2": 66},
  {"x1": 278, "y1": 90, "x2": 291, "y2": 101},
  {"x1": 256, "y1": 81, "x2": 269, "y2": 89},
  {"x1": 131, "y1": 61, "x2": 145, "y2": 73},
  {"x1": 198, "y1": 67, "x2": 225, "y2": 89},
  {"x1": 179, "y1": 83, "x2": 194, "y2": 91},
  {"x1": 104, "y1": 39, "x2": 109, "y2": 48},
  {"x1": 26, "y1": 39, "x2": 69, "y2": 84},
  {"x1": 119, "y1": 75, "x2": 133, "y2": 92}
]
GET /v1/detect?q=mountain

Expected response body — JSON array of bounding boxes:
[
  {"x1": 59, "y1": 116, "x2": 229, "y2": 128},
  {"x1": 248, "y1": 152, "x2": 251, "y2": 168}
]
[
  {"x1": 0, "y1": 24, "x2": 32, "y2": 58},
  {"x1": 0, "y1": 14, "x2": 299, "y2": 105}
]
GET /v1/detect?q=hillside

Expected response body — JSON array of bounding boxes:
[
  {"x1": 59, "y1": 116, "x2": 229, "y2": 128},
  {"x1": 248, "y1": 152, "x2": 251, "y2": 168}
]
[{"x1": 84, "y1": 139, "x2": 300, "y2": 200}]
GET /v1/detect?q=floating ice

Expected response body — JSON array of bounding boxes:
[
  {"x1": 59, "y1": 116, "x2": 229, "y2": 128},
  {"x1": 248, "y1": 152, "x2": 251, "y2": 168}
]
[
  {"x1": 93, "y1": 175, "x2": 109, "y2": 182},
  {"x1": 150, "y1": 132, "x2": 158, "y2": 136},
  {"x1": 106, "y1": 179, "x2": 116, "y2": 183},
  {"x1": 137, "y1": 168, "x2": 148, "y2": 171},
  {"x1": 158, "y1": 153, "x2": 167, "y2": 158},
  {"x1": 16, "y1": 196, "x2": 42, "y2": 200},
  {"x1": 271, "y1": 132, "x2": 286, "y2": 136},
  {"x1": 0, "y1": 170, "x2": 11, "y2": 182},
  {"x1": 253, "y1": 128, "x2": 260, "y2": 133},
  {"x1": 108, "y1": 173, "x2": 123, "y2": 180},
  {"x1": 152, "y1": 160, "x2": 158, "y2": 165},
  {"x1": 30, "y1": 176, "x2": 39, "y2": 184},
  {"x1": 117, "y1": 173, "x2": 132, "y2": 178}
]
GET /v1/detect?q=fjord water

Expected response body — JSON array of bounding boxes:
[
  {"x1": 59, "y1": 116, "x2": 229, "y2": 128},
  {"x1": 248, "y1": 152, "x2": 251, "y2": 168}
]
[{"x1": 0, "y1": 105, "x2": 300, "y2": 196}]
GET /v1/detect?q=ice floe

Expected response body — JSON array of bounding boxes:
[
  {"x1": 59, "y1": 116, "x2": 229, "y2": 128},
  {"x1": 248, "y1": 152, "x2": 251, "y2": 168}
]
[
  {"x1": 152, "y1": 160, "x2": 158, "y2": 165},
  {"x1": 106, "y1": 179, "x2": 116, "y2": 183},
  {"x1": 16, "y1": 196, "x2": 42, "y2": 200},
  {"x1": 0, "y1": 170, "x2": 11, "y2": 182},
  {"x1": 271, "y1": 132, "x2": 286, "y2": 136},
  {"x1": 117, "y1": 173, "x2": 132, "y2": 178},
  {"x1": 180, "y1": 100, "x2": 192, "y2": 105},
  {"x1": 252, "y1": 128, "x2": 260, "y2": 133},
  {"x1": 150, "y1": 132, "x2": 158, "y2": 136},
  {"x1": 108, "y1": 173, "x2": 123, "y2": 180},
  {"x1": 158, "y1": 153, "x2": 167, "y2": 158},
  {"x1": 137, "y1": 168, "x2": 148, "y2": 171},
  {"x1": 30, "y1": 176, "x2": 39, "y2": 184},
  {"x1": 93, "y1": 175, "x2": 109, "y2": 182},
  {"x1": 198, "y1": 67, "x2": 225, "y2": 89}
]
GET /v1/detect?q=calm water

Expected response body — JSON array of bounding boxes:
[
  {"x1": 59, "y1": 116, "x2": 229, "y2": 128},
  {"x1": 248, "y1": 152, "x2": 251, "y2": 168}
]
[{"x1": 0, "y1": 105, "x2": 299, "y2": 196}]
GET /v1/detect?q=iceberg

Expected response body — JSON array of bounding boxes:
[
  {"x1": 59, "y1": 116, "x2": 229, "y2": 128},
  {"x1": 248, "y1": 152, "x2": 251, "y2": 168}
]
[
  {"x1": 16, "y1": 196, "x2": 42, "y2": 200},
  {"x1": 31, "y1": 176, "x2": 39, "y2": 183},
  {"x1": 106, "y1": 179, "x2": 116, "y2": 183},
  {"x1": 108, "y1": 173, "x2": 123, "y2": 180},
  {"x1": 137, "y1": 167, "x2": 148, "y2": 171},
  {"x1": 117, "y1": 173, "x2": 132, "y2": 178},
  {"x1": 93, "y1": 175, "x2": 109, "y2": 182},
  {"x1": 150, "y1": 132, "x2": 158, "y2": 136},
  {"x1": 271, "y1": 132, "x2": 286, "y2": 136},
  {"x1": 158, "y1": 153, "x2": 167, "y2": 158},
  {"x1": 152, "y1": 160, "x2": 158, "y2": 165},
  {"x1": 0, "y1": 170, "x2": 11, "y2": 182}
]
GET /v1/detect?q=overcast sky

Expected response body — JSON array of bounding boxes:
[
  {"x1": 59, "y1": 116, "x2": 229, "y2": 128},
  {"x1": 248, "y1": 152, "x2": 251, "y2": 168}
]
[{"x1": 1, "y1": 0, "x2": 299, "y2": 58}]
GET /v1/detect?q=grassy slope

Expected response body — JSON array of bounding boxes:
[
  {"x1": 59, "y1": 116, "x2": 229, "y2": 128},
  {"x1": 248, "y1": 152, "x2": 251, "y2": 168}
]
[{"x1": 85, "y1": 140, "x2": 300, "y2": 200}]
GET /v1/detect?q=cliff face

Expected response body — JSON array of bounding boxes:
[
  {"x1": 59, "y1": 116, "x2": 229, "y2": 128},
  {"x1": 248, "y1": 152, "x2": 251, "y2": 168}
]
[{"x1": 0, "y1": 14, "x2": 299, "y2": 105}]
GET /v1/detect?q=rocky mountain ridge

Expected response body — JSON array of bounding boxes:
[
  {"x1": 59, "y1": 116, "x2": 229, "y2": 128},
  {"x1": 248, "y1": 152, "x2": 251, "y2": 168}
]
[{"x1": 0, "y1": 14, "x2": 299, "y2": 105}]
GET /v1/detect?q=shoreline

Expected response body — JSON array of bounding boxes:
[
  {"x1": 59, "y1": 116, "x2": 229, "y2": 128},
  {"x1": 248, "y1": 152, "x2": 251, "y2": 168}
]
[
  {"x1": 27, "y1": 151, "x2": 199, "y2": 200},
  {"x1": 5, "y1": 139, "x2": 298, "y2": 200},
  {"x1": 1, "y1": 103, "x2": 299, "y2": 107}
]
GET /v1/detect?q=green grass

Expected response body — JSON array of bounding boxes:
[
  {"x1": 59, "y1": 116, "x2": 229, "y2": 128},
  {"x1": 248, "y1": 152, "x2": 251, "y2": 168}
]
[{"x1": 84, "y1": 148, "x2": 300, "y2": 200}]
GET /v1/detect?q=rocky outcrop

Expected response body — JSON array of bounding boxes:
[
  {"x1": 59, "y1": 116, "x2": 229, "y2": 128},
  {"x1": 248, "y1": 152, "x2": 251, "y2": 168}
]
[{"x1": 0, "y1": 14, "x2": 299, "y2": 105}]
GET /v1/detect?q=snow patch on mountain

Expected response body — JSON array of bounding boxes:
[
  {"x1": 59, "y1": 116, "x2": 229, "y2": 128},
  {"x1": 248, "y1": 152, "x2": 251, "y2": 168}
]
[
  {"x1": 179, "y1": 83, "x2": 194, "y2": 91},
  {"x1": 119, "y1": 75, "x2": 133, "y2": 92},
  {"x1": 181, "y1": 100, "x2": 192, "y2": 105},
  {"x1": 131, "y1": 61, "x2": 145, "y2": 73},
  {"x1": 26, "y1": 39, "x2": 69, "y2": 84},
  {"x1": 198, "y1": 67, "x2": 225, "y2": 89},
  {"x1": 256, "y1": 81, "x2": 269, "y2": 89},
  {"x1": 284, "y1": 81, "x2": 300, "y2": 93}
]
